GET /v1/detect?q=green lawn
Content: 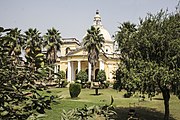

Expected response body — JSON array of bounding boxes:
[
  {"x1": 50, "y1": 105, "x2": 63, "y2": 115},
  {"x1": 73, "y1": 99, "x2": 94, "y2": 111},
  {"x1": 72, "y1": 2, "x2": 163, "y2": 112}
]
[{"x1": 40, "y1": 88, "x2": 180, "y2": 120}]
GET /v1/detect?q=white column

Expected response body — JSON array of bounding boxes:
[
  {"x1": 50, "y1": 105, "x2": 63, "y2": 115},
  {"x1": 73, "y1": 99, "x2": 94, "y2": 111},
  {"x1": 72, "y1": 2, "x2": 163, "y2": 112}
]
[
  {"x1": 78, "y1": 61, "x2": 81, "y2": 73},
  {"x1": 88, "y1": 62, "x2": 91, "y2": 82},
  {"x1": 71, "y1": 62, "x2": 75, "y2": 80},
  {"x1": 99, "y1": 60, "x2": 104, "y2": 70},
  {"x1": 67, "y1": 61, "x2": 71, "y2": 82},
  {"x1": 54, "y1": 65, "x2": 57, "y2": 79}
]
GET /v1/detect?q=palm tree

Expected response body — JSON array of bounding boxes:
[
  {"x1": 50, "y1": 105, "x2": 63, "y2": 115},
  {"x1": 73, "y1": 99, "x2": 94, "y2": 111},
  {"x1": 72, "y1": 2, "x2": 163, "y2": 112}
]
[
  {"x1": 43, "y1": 28, "x2": 62, "y2": 82},
  {"x1": 3, "y1": 28, "x2": 24, "y2": 66},
  {"x1": 23, "y1": 28, "x2": 43, "y2": 68},
  {"x1": 83, "y1": 26, "x2": 105, "y2": 82},
  {"x1": 43, "y1": 27, "x2": 62, "y2": 65}
]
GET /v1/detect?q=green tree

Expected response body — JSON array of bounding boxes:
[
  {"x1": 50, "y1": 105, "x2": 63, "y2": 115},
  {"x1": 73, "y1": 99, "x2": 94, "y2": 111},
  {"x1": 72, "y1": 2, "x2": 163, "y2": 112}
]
[
  {"x1": 57, "y1": 70, "x2": 66, "y2": 88},
  {"x1": 23, "y1": 28, "x2": 44, "y2": 69},
  {"x1": 115, "y1": 10, "x2": 180, "y2": 120},
  {"x1": 0, "y1": 27, "x2": 52, "y2": 119},
  {"x1": 43, "y1": 27, "x2": 62, "y2": 65},
  {"x1": 96, "y1": 70, "x2": 106, "y2": 83},
  {"x1": 76, "y1": 70, "x2": 88, "y2": 83},
  {"x1": 60, "y1": 70, "x2": 66, "y2": 79},
  {"x1": 83, "y1": 26, "x2": 105, "y2": 81},
  {"x1": 43, "y1": 27, "x2": 62, "y2": 81},
  {"x1": 6, "y1": 28, "x2": 23, "y2": 57}
]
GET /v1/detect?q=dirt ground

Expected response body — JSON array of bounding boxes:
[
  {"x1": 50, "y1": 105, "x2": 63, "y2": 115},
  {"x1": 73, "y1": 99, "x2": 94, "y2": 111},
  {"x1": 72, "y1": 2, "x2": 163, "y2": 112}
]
[{"x1": 113, "y1": 107, "x2": 175, "y2": 120}]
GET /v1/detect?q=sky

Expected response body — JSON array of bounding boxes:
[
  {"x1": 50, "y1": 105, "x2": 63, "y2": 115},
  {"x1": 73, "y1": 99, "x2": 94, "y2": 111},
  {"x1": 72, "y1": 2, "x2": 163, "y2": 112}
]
[{"x1": 0, "y1": 0, "x2": 179, "y2": 41}]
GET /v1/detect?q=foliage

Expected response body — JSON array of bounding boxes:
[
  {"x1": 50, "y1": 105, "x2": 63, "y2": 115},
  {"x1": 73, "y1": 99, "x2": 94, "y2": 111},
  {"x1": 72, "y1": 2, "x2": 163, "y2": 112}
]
[
  {"x1": 96, "y1": 70, "x2": 106, "y2": 83},
  {"x1": 61, "y1": 96, "x2": 116, "y2": 120},
  {"x1": 59, "y1": 71, "x2": 66, "y2": 79},
  {"x1": 69, "y1": 83, "x2": 81, "y2": 98},
  {"x1": 43, "y1": 27, "x2": 62, "y2": 65},
  {"x1": 55, "y1": 71, "x2": 66, "y2": 88},
  {"x1": 123, "y1": 92, "x2": 132, "y2": 98},
  {"x1": 83, "y1": 26, "x2": 105, "y2": 81},
  {"x1": 61, "y1": 105, "x2": 116, "y2": 120},
  {"x1": 62, "y1": 80, "x2": 68, "y2": 88},
  {"x1": 76, "y1": 70, "x2": 88, "y2": 83},
  {"x1": 115, "y1": 9, "x2": 180, "y2": 120},
  {"x1": 103, "y1": 81, "x2": 110, "y2": 89},
  {"x1": 0, "y1": 27, "x2": 53, "y2": 119}
]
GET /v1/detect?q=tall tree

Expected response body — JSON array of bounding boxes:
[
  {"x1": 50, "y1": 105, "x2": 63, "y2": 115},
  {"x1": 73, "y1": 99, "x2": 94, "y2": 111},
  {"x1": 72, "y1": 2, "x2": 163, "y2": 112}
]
[
  {"x1": 83, "y1": 26, "x2": 105, "y2": 81},
  {"x1": 0, "y1": 27, "x2": 52, "y2": 119},
  {"x1": 115, "y1": 10, "x2": 180, "y2": 120},
  {"x1": 6, "y1": 28, "x2": 23, "y2": 56},
  {"x1": 43, "y1": 27, "x2": 62, "y2": 81},
  {"x1": 43, "y1": 27, "x2": 62, "y2": 65},
  {"x1": 23, "y1": 28, "x2": 44, "y2": 69}
]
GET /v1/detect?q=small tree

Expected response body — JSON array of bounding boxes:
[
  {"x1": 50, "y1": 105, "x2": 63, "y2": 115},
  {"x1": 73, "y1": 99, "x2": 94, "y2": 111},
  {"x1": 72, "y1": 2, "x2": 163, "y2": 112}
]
[
  {"x1": 96, "y1": 70, "x2": 106, "y2": 83},
  {"x1": 60, "y1": 70, "x2": 65, "y2": 79},
  {"x1": 76, "y1": 70, "x2": 88, "y2": 83},
  {"x1": 57, "y1": 70, "x2": 66, "y2": 87}
]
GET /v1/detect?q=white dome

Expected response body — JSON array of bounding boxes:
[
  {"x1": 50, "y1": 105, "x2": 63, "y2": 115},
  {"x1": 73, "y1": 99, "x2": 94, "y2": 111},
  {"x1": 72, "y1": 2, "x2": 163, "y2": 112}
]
[
  {"x1": 83, "y1": 10, "x2": 112, "y2": 42},
  {"x1": 99, "y1": 27, "x2": 112, "y2": 41},
  {"x1": 83, "y1": 27, "x2": 112, "y2": 42}
]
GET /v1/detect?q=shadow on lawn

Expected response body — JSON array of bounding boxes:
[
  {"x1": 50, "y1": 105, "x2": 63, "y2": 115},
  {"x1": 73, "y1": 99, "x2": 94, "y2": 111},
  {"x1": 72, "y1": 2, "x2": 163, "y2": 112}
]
[{"x1": 113, "y1": 107, "x2": 176, "y2": 120}]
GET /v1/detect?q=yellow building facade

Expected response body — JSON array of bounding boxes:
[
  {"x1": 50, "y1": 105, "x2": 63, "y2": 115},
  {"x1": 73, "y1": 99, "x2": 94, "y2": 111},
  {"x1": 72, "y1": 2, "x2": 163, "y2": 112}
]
[{"x1": 56, "y1": 11, "x2": 119, "y2": 82}]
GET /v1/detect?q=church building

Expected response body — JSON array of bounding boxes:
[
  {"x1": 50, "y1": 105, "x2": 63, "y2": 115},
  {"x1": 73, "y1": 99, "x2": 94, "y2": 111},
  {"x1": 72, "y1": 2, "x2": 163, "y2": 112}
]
[{"x1": 55, "y1": 10, "x2": 119, "y2": 82}]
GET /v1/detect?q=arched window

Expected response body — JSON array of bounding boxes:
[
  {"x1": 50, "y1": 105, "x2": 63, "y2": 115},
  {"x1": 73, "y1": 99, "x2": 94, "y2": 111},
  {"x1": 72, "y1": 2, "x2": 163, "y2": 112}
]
[{"x1": 66, "y1": 47, "x2": 70, "y2": 54}]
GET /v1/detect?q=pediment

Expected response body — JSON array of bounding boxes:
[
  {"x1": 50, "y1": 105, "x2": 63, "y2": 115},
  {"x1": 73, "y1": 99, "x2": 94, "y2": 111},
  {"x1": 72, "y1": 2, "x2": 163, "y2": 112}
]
[
  {"x1": 66, "y1": 47, "x2": 109, "y2": 61},
  {"x1": 66, "y1": 47, "x2": 87, "y2": 56}
]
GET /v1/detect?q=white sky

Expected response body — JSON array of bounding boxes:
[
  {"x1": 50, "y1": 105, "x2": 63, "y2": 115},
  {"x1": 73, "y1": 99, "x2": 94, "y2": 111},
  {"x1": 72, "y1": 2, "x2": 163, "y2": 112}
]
[{"x1": 0, "y1": 0, "x2": 178, "y2": 40}]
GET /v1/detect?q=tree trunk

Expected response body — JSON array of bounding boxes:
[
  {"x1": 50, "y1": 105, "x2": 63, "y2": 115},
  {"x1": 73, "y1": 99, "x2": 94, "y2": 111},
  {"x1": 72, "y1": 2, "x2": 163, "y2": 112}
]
[
  {"x1": 162, "y1": 88, "x2": 170, "y2": 120},
  {"x1": 157, "y1": 80, "x2": 170, "y2": 120},
  {"x1": 91, "y1": 64, "x2": 94, "y2": 81}
]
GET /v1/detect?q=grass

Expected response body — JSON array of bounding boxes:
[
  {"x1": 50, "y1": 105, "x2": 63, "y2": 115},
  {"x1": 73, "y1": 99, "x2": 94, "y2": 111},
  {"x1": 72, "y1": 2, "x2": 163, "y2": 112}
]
[{"x1": 39, "y1": 88, "x2": 180, "y2": 120}]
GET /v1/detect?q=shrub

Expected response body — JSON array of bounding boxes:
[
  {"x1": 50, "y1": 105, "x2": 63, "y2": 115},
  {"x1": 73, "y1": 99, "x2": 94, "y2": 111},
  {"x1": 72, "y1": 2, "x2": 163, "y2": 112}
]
[
  {"x1": 56, "y1": 71, "x2": 66, "y2": 88},
  {"x1": 76, "y1": 70, "x2": 88, "y2": 83},
  {"x1": 84, "y1": 81, "x2": 91, "y2": 88},
  {"x1": 62, "y1": 80, "x2": 68, "y2": 87},
  {"x1": 104, "y1": 81, "x2": 110, "y2": 88},
  {"x1": 69, "y1": 83, "x2": 81, "y2": 98},
  {"x1": 178, "y1": 90, "x2": 180, "y2": 100},
  {"x1": 113, "y1": 81, "x2": 119, "y2": 90},
  {"x1": 96, "y1": 70, "x2": 106, "y2": 83},
  {"x1": 59, "y1": 70, "x2": 66, "y2": 79},
  {"x1": 61, "y1": 96, "x2": 116, "y2": 119},
  {"x1": 123, "y1": 92, "x2": 132, "y2": 98}
]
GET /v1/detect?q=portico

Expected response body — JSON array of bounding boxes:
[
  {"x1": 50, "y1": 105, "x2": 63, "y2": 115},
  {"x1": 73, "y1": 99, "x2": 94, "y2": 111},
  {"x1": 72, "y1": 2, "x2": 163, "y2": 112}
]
[
  {"x1": 65, "y1": 57, "x2": 105, "y2": 82},
  {"x1": 56, "y1": 11, "x2": 119, "y2": 83}
]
